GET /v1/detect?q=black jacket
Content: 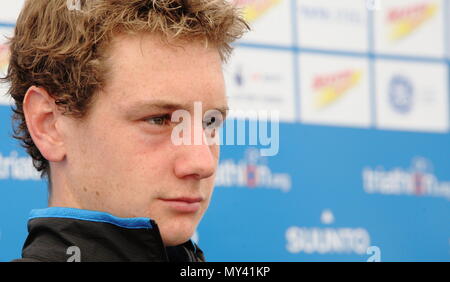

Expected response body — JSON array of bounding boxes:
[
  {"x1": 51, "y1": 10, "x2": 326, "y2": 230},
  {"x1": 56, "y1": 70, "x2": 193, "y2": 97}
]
[{"x1": 12, "y1": 207, "x2": 205, "y2": 262}]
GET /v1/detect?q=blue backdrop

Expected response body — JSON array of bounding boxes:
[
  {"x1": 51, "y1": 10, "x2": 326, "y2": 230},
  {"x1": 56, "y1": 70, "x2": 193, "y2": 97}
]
[{"x1": 1, "y1": 0, "x2": 449, "y2": 262}]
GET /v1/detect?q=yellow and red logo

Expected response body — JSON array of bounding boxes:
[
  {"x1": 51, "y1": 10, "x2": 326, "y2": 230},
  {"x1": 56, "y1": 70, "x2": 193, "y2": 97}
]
[
  {"x1": 387, "y1": 2, "x2": 438, "y2": 41},
  {"x1": 312, "y1": 69, "x2": 362, "y2": 109},
  {"x1": 0, "y1": 44, "x2": 10, "y2": 74},
  {"x1": 234, "y1": 0, "x2": 281, "y2": 22}
]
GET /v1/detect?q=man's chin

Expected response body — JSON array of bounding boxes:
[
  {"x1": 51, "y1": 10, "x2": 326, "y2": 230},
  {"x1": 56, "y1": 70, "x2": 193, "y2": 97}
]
[
  {"x1": 159, "y1": 225, "x2": 196, "y2": 247},
  {"x1": 156, "y1": 214, "x2": 202, "y2": 246}
]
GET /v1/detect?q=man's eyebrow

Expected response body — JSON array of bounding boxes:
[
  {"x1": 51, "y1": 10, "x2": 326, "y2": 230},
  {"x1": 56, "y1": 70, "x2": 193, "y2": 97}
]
[{"x1": 126, "y1": 99, "x2": 229, "y2": 117}]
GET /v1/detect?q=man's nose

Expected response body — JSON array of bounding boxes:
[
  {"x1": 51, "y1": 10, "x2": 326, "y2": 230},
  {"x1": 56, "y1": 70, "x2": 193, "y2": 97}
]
[{"x1": 173, "y1": 131, "x2": 218, "y2": 180}]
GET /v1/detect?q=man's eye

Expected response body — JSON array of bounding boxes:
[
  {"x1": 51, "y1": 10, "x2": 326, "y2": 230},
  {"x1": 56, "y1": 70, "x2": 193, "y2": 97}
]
[
  {"x1": 203, "y1": 113, "x2": 224, "y2": 129},
  {"x1": 146, "y1": 114, "x2": 171, "y2": 126}
]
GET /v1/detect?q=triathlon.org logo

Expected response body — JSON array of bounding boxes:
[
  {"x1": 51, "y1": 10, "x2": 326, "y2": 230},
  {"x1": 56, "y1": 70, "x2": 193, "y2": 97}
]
[
  {"x1": 0, "y1": 151, "x2": 41, "y2": 181},
  {"x1": 389, "y1": 75, "x2": 414, "y2": 114},
  {"x1": 285, "y1": 209, "x2": 371, "y2": 255},
  {"x1": 214, "y1": 148, "x2": 291, "y2": 192},
  {"x1": 363, "y1": 157, "x2": 450, "y2": 201}
]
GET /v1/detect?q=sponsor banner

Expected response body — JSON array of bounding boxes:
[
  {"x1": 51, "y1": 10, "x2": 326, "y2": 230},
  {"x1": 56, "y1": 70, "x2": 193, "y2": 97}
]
[
  {"x1": 0, "y1": 0, "x2": 25, "y2": 23},
  {"x1": 296, "y1": 0, "x2": 368, "y2": 52},
  {"x1": 363, "y1": 157, "x2": 450, "y2": 201},
  {"x1": 286, "y1": 209, "x2": 372, "y2": 256},
  {"x1": 0, "y1": 151, "x2": 41, "y2": 181},
  {"x1": 0, "y1": 0, "x2": 449, "y2": 263},
  {"x1": 298, "y1": 53, "x2": 371, "y2": 128},
  {"x1": 223, "y1": 47, "x2": 296, "y2": 122},
  {"x1": 374, "y1": 0, "x2": 445, "y2": 57},
  {"x1": 375, "y1": 60, "x2": 448, "y2": 132},
  {"x1": 0, "y1": 27, "x2": 13, "y2": 106},
  {"x1": 233, "y1": 0, "x2": 292, "y2": 46},
  {"x1": 215, "y1": 148, "x2": 292, "y2": 193}
]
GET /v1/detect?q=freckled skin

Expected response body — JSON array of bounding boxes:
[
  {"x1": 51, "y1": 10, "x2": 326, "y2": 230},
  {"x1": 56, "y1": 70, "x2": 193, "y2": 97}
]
[{"x1": 50, "y1": 33, "x2": 226, "y2": 247}]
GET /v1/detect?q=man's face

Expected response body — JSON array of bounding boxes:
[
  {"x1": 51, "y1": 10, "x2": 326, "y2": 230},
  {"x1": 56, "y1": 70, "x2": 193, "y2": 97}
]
[{"x1": 61, "y1": 33, "x2": 226, "y2": 246}]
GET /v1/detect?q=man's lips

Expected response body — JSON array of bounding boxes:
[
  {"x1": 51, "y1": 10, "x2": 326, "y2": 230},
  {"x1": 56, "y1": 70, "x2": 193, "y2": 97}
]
[
  {"x1": 161, "y1": 197, "x2": 203, "y2": 203},
  {"x1": 159, "y1": 197, "x2": 203, "y2": 213}
]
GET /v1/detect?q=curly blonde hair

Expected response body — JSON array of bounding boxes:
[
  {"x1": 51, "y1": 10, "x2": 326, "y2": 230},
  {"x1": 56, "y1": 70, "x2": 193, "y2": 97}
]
[{"x1": 2, "y1": 0, "x2": 249, "y2": 180}]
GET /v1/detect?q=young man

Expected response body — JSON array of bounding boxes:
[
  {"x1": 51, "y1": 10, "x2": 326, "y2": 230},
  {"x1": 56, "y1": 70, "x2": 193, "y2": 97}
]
[{"x1": 4, "y1": 0, "x2": 248, "y2": 262}]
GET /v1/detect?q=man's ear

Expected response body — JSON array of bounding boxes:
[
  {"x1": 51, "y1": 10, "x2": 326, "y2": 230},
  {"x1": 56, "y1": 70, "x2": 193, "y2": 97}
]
[{"x1": 23, "y1": 86, "x2": 66, "y2": 163}]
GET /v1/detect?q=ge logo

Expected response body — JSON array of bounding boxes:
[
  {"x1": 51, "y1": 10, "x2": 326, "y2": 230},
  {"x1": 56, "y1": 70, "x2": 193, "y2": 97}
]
[
  {"x1": 66, "y1": 0, "x2": 82, "y2": 11},
  {"x1": 66, "y1": 246, "x2": 81, "y2": 262},
  {"x1": 366, "y1": 246, "x2": 381, "y2": 262}
]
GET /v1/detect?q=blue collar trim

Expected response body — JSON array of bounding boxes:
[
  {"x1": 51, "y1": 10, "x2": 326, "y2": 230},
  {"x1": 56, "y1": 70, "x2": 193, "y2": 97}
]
[{"x1": 29, "y1": 207, "x2": 153, "y2": 229}]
